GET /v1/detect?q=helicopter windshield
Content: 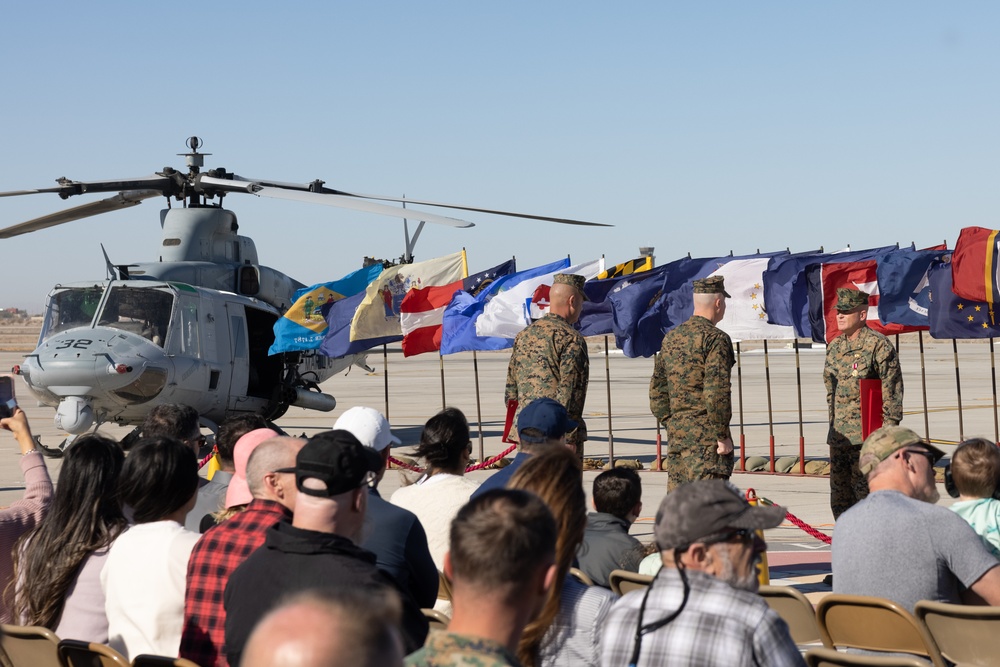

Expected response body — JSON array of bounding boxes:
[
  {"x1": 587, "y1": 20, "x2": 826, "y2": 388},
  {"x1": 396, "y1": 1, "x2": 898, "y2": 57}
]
[
  {"x1": 97, "y1": 286, "x2": 175, "y2": 348},
  {"x1": 41, "y1": 286, "x2": 105, "y2": 340}
]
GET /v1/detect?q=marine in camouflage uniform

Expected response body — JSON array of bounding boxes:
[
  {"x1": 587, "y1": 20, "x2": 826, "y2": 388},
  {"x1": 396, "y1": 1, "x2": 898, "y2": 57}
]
[
  {"x1": 650, "y1": 275, "x2": 736, "y2": 491},
  {"x1": 405, "y1": 631, "x2": 522, "y2": 667},
  {"x1": 505, "y1": 273, "x2": 589, "y2": 456},
  {"x1": 824, "y1": 287, "x2": 904, "y2": 519}
]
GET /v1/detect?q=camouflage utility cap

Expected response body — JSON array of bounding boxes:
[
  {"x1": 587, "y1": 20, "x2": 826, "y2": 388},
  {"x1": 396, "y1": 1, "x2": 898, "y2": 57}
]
[
  {"x1": 836, "y1": 287, "x2": 869, "y2": 312},
  {"x1": 553, "y1": 273, "x2": 587, "y2": 299},
  {"x1": 653, "y1": 479, "x2": 785, "y2": 550},
  {"x1": 692, "y1": 275, "x2": 731, "y2": 298},
  {"x1": 858, "y1": 425, "x2": 946, "y2": 475}
]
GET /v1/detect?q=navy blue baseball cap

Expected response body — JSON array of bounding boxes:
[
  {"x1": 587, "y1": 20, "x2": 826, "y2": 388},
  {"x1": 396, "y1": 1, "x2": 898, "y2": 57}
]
[{"x1": 517, "y1": 398, "x2": 577, "y2": 439}]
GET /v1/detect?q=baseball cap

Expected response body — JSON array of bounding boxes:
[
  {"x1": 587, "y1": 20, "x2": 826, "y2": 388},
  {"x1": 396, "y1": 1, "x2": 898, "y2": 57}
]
[
  {"x1": 333, "y1": 406, "x2": 400, "y2": 452},
  {"x1": 293, "y1": 430, "x2": 382, "y2": 498},
  {"x1": 858, "y1": 425, "x2": 946, "y2": 476},
  {"x1": 653, "y1": 479, "x2": 786, "y2": 551},
  {"x1": 225, "y1": 428, "x2": 280, "y2": 508},
  {"x1": 518, "y1": 398, "x2": 577, "y2": 439}
]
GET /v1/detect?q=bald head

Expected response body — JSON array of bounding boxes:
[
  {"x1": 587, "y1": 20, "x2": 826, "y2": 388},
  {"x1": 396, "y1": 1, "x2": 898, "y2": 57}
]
[
  {"x1": 548, "y1": 282, "x2": 584, "y2": 324},
  {"x1": 246, "y1": 437, "x2": 306, "y2": 508},
  {"x1": 242, "y1": 589, "x2": 403, "y2": 667}
]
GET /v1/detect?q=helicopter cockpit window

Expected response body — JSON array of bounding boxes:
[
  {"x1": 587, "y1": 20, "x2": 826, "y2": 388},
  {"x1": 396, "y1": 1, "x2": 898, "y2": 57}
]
[
  {"x1": 41, "y1": 287, "x2": 105, "y2": 340},
  {"x1": 97, "y1": 287, "x2": 174, "y2": 348}
]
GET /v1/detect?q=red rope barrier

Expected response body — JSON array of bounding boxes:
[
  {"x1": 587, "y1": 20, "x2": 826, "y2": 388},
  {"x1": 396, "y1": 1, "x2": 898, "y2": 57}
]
[
  {"x1": 198, "y1": 446, "x2": 216, "y2": 471},
  {"x1": 388, "y1": 443, "x2": 519, "y2": 475},
  {"x1": 755, "y1": 493, "x2": 833, "y2": 545}
]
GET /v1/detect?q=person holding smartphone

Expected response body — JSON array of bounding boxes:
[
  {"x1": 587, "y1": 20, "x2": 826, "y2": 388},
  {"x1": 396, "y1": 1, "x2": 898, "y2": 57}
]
[{"x1": 0, "y1": 406, "x2": 53, "y2": 623}]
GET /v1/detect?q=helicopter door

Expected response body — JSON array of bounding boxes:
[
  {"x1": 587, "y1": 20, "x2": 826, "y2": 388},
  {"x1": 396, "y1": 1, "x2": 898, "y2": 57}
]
[
  {"x1": 227, "y1": 305, "x2": 250, "y2": 410},
  {"x1": 244, "y1": 306, "x2": 281, "y2": 400}
]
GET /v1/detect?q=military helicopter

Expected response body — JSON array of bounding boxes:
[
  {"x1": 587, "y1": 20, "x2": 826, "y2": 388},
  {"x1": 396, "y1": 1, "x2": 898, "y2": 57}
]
[{"x1": 0, "y1": 138, "x2": 607, "y2": 453}]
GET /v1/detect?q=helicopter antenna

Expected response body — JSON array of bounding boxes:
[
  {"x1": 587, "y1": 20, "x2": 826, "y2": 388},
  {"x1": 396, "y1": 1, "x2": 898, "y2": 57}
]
[{"x1": 177, "y1": 136, "x2": 211, "y2": 173}]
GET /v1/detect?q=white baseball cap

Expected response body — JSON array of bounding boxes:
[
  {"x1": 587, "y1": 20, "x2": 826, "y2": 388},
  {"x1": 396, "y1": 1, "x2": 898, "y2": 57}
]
[{"x1": 333, "y1": 406, "x2": 400, "y2": 452}]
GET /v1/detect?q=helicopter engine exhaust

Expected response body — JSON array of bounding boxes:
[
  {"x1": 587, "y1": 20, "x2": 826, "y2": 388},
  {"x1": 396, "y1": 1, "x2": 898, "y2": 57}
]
[{"x1": 289, "y1": 387, "x2": 336, "y2": 412}]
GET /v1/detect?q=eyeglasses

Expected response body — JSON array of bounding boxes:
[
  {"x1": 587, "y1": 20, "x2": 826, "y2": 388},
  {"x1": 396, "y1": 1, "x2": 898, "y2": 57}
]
[
  {"x1": 902, "y1": 448, "x2": 938, "y2": 465},
  {"x1": 272, "y1": 467, "x2": 296, "y2": 475},
  {"x1": 702, "y1": 528, "x2": 756, "y2": 546}
]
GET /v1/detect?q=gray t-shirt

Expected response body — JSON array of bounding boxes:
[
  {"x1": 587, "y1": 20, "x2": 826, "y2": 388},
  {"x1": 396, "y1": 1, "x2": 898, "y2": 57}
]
[{"x1": 832, "y1": 489, "x2": 999, "y2": 611}]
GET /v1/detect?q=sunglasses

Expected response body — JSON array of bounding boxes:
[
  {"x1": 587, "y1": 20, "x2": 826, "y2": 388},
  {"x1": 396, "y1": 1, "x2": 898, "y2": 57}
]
[
  {"x1": 902, "y1": 448, "x2": 938, "y2": 465},
  {"x1": 702, "y1": 527, "x2": 757, "y2": 546}
]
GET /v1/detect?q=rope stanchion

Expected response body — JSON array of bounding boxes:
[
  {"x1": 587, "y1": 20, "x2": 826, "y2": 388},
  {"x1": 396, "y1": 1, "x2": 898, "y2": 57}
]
[
  {"x1": 388, "y1": 443, "x2": 519, "y2": 475},
  {"x1": 198, "y1": 446, "x2": 216, "y2": 471},
  {"x1": 755, "y1": 493, "x2": 832, "y2": 545}
]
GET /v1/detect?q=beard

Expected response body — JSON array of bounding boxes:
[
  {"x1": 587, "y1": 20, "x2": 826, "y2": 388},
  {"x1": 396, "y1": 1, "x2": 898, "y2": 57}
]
[{"x1": 716, "y1": 547, "x2": 760, "y2": 593}]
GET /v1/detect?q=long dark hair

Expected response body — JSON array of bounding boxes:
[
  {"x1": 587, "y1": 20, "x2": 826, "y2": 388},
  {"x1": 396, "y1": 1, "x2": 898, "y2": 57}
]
[
  {"x1": 12, "y1": 434, "x2": 127, "y2": 628},
  {"x1": 411, "y1": 407, "x2": 470, "y2": 474},
  {"x1": 507, "y1": 447, "x2": 586, "y2": 667},
  {"x1": 119, "y1": 436, "x2": 199, "y2": 523}
]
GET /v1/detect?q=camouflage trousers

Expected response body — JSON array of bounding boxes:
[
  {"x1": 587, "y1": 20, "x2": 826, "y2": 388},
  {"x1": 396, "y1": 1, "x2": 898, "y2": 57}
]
[
  {"x1": 830, "y1": 444, "x2": 869, "y2": 519},
  {"x1": 665, "y1": 442, "x2": 734, "y2": 492}
]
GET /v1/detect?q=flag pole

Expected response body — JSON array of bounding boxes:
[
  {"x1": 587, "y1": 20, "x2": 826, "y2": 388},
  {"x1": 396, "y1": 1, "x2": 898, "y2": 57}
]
[
  {"x1": 473, "y1": 350, "x2": 485, "y2": 462},
  {"x1": 763, "y1": 340, "x2": 775, "y2": 472},
  {"x1": 991, "y1": 338, "x2": 999, "y2": 444},
  {"x1": 439, "y1": 353, "x2": 446, "y2": 410},
  {"x1": 918, "y1": 331, "x2": 930, "y2": 441},
  {"x1": 736, "y1": 342, "x2": 746, "y2": 472},
  {"x1": 953, "y1": 339, "x2": 965, "y2": 441},
  {"x1": 605, "y1": 336, "x2": 614, "y2": 468},
  {"x1": 383, "y1": 344, "x2": 390, "y2": 419},
  {"x1": 793, "y1": 338, "x2": 805, "y2": 474}
]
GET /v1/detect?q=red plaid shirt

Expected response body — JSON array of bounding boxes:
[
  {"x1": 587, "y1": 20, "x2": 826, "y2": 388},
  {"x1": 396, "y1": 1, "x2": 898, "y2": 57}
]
[{"x1": 179, "y1": 499, "x2": 290, "y2": 667}]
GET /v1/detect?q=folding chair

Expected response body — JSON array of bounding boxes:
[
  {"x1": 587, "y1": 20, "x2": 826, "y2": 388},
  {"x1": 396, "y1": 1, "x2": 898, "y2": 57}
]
[
  {"x1": 569, "y1": 567, "x2": 594, "y2": 586},
  {"x1": 422, "y1": 608, "x2": 451, "y2": 632},
  {"x1": 0, "y1": 624, "x2": 61, "y2": 667},
  {"x1": 437, "y1": 570, "x2": 452, "y2": 602},
  {"x1": 804, "y1": 647, "x2": 936, "y2": 667},
  {"x1": 758, "y1": 584, "x2": 823, "y2": 647},
  {"x1": 57, "y1": 639, "x2": 130, "y2": 667},
  {"x1": 815, "y1": 595, "x2": 945, "y2": 667},
  {"x1": 914, "y1": 599, "x2": 1000, "y2": 666},
  {"x1": 608, "y1": 569, "x2": 653, "y2": 596},
  {"x1": 131, "y1": 656, "x2": 202, "y2": 667}
]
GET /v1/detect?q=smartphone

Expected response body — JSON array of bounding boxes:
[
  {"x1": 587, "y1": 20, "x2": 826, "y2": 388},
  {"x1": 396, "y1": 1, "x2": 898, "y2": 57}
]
[{"x1": 0, "y1": 376, "x2": 16, "y2": 420}]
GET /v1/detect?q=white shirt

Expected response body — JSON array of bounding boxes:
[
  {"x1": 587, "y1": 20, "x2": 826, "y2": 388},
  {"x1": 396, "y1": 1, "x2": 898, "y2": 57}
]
[{"x1": 101, "y1": 520, "x2": 200, "y2": 659}]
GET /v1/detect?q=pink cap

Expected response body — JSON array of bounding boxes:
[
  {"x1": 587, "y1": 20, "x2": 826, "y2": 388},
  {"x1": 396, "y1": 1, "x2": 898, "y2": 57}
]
[{"x1": 225, "y1": 428, "x2": 279, "y2": 508}]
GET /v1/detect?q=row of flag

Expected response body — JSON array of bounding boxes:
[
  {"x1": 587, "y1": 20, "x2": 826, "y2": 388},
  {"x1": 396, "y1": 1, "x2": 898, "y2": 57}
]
[{"x1": 267, "y1": 226, "x2": 1000, "y2": 360}]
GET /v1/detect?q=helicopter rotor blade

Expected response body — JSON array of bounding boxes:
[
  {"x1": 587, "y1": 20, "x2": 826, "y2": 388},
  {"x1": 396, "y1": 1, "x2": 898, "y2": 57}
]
[
  {"x1": 197, "y1": 175, "x2": 474, "y2": 228},
  {"x1": 0, "y1": 190, "x2": 162, "y2": 239},
  {"x1": 226, "y1": 175, "x2": 611, "y2": 227},
  {"x1": 0, "y1": 175, "x2": 174, "y2": 200}
]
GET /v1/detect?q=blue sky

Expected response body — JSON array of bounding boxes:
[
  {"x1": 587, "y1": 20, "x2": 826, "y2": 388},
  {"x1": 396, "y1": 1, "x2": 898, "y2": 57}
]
[{"x1": 1, "y1": 2, "x2": 997, "y2": 311}]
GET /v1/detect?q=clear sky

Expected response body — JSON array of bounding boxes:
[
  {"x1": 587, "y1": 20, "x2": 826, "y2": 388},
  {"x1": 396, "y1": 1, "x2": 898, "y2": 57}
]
[{"x1": 1, "y1": 2, "x2": 997, "y2": 312}]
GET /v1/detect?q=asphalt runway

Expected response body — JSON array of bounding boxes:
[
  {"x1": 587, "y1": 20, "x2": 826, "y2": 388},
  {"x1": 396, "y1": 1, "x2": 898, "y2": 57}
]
[{"x1": 1, "y1": 335, "x2": 995, "y2": 573}]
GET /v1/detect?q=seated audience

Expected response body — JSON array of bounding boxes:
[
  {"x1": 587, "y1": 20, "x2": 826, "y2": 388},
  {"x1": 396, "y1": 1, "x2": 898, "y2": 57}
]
[
  {"x1": 180, "y1": 435, "x2": 305, "y2": 667},
  {"x1": 577, "y1": 467, "x2": 645, "y2": 588},
  {"x1": 224, "y1": 430, "x2": 428, "y2": 665},
  {"x1": 473, "y1": 398, "x2": 575, "y2": 499},
  {"x1": 102, "y1": 436, "x2": 201, "y2": 659},
  {"x1": 390, "y1": 408, "x2": 480, "y2": 577},
  {"x1": 335, "y1": 406, "x2": 438, "y2": 610},
  {"x1": 600, "y1": 480, "x2": 801, "y2": 667},
  {"x1": 947, "y1": 437, "x2": 1000, "y2": 558},
  {"x1": 405, "y1": 489, "x2": 558, "y2": 667},
  {"x1": 833, "y1": 426, "x2": 1000, "y2": 610},
  {"x1": 242, "y1": 588, "x2": 404, "y2": 667},
  {"x1": 187, "y1": 413, "x2": 269, "y2": 532},
  {"x1": 0, "y1": 408, "x2": 52, "y2": 623},
  {"x1": 13, "y1": 434, "x2": 126, "y2": 642},
  {"x1": 508, "y1": 448, "x2": 618, "y2": 667}
]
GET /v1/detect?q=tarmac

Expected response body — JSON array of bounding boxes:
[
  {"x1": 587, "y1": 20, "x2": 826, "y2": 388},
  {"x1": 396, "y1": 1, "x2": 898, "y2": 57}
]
[{"x1": 1, "y1": 335, "x2": 995, "y2": 600}]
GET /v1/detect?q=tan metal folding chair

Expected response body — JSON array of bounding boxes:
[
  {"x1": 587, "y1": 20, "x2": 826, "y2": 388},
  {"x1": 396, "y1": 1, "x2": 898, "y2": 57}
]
[
  {"x1": 608, "y1": 569, "x2": 653, "y2": 596},
  {"x1": 758, "y1": 584, "x2": 824, "y2": 647},
  {"x1": 569, "y1": 567, "x2": 594, "y2": 586},
  {"x1": 422, "y1": 608, "x2": 451, "y2": 632},
  {"x1": 0, "y1": 624, "x2": 61, "y2": 667},
  {"x1": 815, "y1": 594, "x2": 945, "y2": 667},
  {"x1": 914, "y1": 598, "x2": 1000, "y2": 666},
  {"x1": 57, "y1": 639, "x2": 130, "y2": 667},
  {"x1": 131, "y1": 655, "x2": 202, "y2": 667},
  {"x1": 437, "y1": 570, "x2": 452, "y2": 602},
  {"x1": 805, "y1": 647, "x2": 936, "y2": 667}
]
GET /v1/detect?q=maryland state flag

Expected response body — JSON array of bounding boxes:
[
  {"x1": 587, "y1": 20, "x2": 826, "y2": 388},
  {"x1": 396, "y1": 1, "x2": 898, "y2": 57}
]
[
  {"x1": 952, "y1": 226, "x2": 1000, "y2": 324},
  {"x1": 597, "y1": 255, "x2": 652, "y2": 280}
]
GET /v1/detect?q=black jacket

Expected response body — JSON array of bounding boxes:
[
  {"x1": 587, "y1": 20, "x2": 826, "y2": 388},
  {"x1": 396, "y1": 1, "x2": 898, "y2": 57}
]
[{"x1": 223, "y1": 520, "x2": 428, "y2": 665}]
